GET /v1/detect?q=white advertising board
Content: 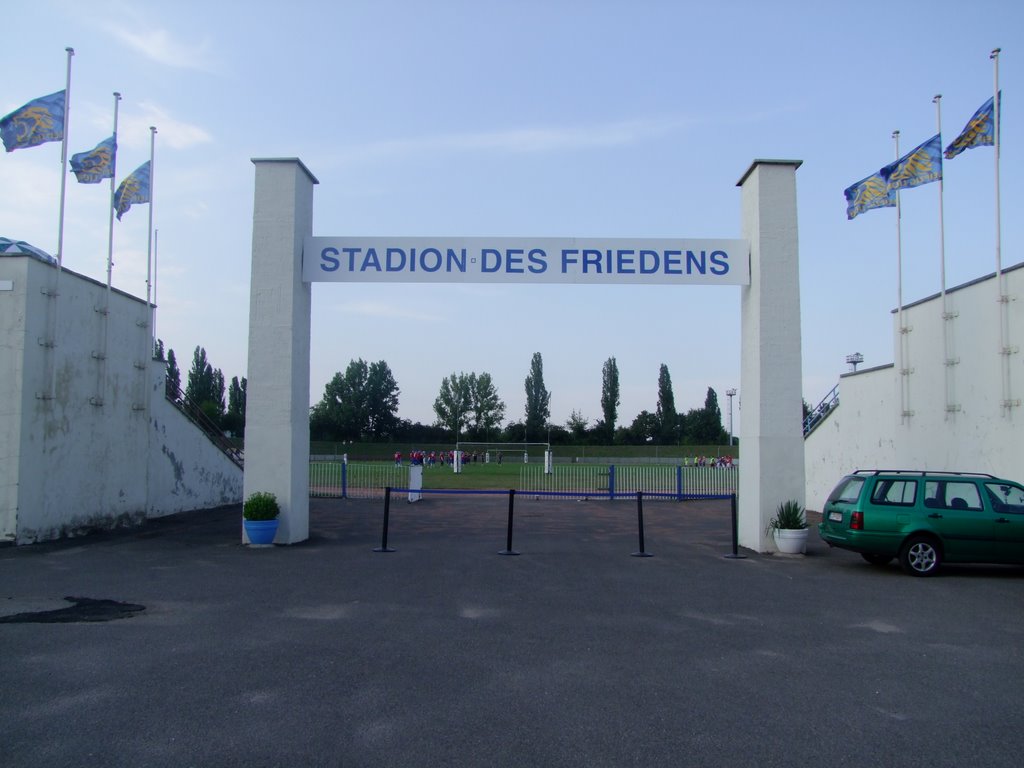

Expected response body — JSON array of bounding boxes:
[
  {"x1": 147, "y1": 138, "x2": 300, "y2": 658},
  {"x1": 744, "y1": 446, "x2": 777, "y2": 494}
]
[{"x1": 303, "y1": 236, "x2": 748, "y2": 285}]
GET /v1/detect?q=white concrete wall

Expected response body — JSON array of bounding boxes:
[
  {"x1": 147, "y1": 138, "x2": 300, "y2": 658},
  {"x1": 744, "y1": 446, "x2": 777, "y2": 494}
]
[
  {"x1": 805, "y1": 263, "x2": 1024, "y2": 509},
  {"x1": 0, "y1": 255, "x2": 242, "y2": 544}
]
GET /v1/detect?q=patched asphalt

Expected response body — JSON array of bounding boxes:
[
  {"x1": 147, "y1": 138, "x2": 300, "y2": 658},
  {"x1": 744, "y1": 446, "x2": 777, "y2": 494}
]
[{"x1": 2, "y1": 495, "x2": 1023, "y2": 767}]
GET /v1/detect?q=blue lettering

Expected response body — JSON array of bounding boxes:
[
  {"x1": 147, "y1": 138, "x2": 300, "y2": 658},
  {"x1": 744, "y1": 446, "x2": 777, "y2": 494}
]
[
  {"x1": 582, "y1": 249, "x2": 603, "y2": 273},
  {"x1": 639, "y1": 249, "x2": 659, "y2": 274},
  {"x1": 361, "y1": 248, "x2": 382, "y2": 272},
  {"x1": 709, "y1": 250, "x2": 729, "y2": 275},
  {"x1": 420, "y1": 247, "x2": 442, "y2": 272},
  {"x1": 561, "y1": 249, "x2": 579, "y2": 273},
  {"x1": 343, "y1": 247, "x2": 360, "y2": 271},
  {"x1": 447, "y1": 248, "x2": 467, "y2": 272},
  {"x1": 616, "y1": 249, "x2": 635, "y2": 274},
  {"x1": 685, "y1": 250, "x2": 706, "y2": 274},
  {"x1": 320, "y1": 247, "x2": 340, "y2": 272},
  {"x1": 664, "y1": 250, "x2": 682, "y2": 275},
  {"x1": 386, "y1": 248, "x2": 406, "y2": 272},
  {"x1": 506, "y1": 248, "x2": 524, "y2": 273},
  {"x1": 481, "y1": 248, "x2": 501, "y2": 273},
  {"x1": 528, "y1": 248, "x2": 547, "y2": 274}
]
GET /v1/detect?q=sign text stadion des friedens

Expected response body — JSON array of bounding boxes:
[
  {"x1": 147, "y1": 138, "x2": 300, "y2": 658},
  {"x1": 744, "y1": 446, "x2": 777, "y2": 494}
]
[{"x1": 303, "y1": 237, "x2": 749, "y2": 286}]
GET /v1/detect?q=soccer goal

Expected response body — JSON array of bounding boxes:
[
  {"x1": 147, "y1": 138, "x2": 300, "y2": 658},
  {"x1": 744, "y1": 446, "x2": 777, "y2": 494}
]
[{"x1": 453, "y1": 441, "x2": 553, "y2": 473}]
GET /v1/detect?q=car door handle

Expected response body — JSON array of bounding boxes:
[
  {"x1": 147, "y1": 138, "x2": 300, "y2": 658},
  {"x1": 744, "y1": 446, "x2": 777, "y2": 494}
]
[
  {"x1": 996, "y1": 518, "x2": 1010, "y2": 524},
  {"x1": 928, "y1": 513, "x2": 943, "y2": 519}
]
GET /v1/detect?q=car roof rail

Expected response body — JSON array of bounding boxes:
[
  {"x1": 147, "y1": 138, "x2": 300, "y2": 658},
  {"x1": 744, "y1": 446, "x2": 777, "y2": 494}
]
[{"x1": 852, "y1": 469, "x2": 998, "y2": 479}]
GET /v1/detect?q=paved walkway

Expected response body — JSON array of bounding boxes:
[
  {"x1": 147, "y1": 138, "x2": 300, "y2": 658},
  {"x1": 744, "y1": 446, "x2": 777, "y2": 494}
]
[{"x1": 2, "y1": 495, "x2": 1023, "y2": 767}]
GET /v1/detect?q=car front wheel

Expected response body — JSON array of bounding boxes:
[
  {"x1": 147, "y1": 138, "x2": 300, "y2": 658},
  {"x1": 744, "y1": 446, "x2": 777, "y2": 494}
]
[{"x1": 900, "y1": 536, "x2": 942, "y2": 576}]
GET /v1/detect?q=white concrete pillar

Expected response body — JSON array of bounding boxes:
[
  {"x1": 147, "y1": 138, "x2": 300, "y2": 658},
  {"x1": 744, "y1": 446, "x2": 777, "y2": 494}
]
[
  {"x1": 244, "y1": 158, "x2": 318, "y2": 544},
  {"x1": 737, "y1": 160, "x2": 806, "y2": 552}
]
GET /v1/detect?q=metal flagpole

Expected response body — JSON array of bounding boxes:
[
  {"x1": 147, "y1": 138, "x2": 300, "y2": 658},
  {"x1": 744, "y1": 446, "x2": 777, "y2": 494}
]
[
  {"x1": 991, "y1": 47, "x2": 1013, "y2": 414},
  {"x1": 934, "y1": 94, "x2": 956, "y2": 417},
  {"x1": 894, "y1": 130, "x2": 910, "y2": 423},
  {"x1": 152, "y1": 228, "x2": 159, "y2": 351},
  {"x1": 106, "y1": 93, "x2": 121, "y2": 292},
  {"x1": 43, "y1": 47, "x2": 75, "y2": 400},
  {"x1": 146, "y1": 125, "x2": 157, "y2": 358}
]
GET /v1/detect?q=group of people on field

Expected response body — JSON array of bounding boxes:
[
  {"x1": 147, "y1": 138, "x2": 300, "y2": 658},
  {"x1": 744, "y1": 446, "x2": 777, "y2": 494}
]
[
  {"x1": 684, "y1": 455, "x2": 735, "y2": 468},
  {"x1": 394, "y1": 450, "x2": 487, "y2": 468}
]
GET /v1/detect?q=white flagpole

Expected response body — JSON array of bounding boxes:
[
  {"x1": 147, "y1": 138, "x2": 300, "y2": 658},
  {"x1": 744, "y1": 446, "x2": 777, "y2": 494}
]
[
  {"x1": 992, "y1": 48, "x2": 1002, "y2": 277},
  {"x1": 991, "y1": 47, "x2": 1012, "y2": 414},
  {"x1": 106, "y1": 93, "x2": 121, "y2": 291},
  {"x1": 146, "y1": 125, "x2": 157, "y2": 358},
  {"x1": 934, "y1": 94, "x2": 955, "y2": 417},
  {"x1": 55, "y1": 47, "x2": 74, "y2": 270},
  {"x1": 894, "y1": 130, "x2": 910, "y2": 423},
  {"x1": 43, "y1": 46, "x2": 74, "y2": 400},
  {"x1": 94, "y1": 91, "x2": 122, "y2": 409},
  {"x1": 153, "y1": 228, "x2": 159, "y2": 350}
]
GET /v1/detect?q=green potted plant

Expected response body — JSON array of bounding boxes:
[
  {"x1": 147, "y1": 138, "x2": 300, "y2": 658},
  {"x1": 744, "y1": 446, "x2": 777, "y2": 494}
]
[
  {"x1": 243, "y1": 491, "x2": 280, "y2": 546},
  {"x1": 766, "y1": 499, "x2": 807, "y2": 554}
]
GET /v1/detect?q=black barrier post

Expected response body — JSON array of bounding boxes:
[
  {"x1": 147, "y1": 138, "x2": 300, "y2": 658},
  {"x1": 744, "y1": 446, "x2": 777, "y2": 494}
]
[
  {"x1": 631, "y1": 491, "x2": 653, "y2": 557},
  {"x1": 373, "y1": 487, "x2": 396, "y2": 553},
  {"x1": 723, "y1": 492, "x2": 746, "y2": 559},
  {"x1": 499, "y1": 488, "x2": 520, "y2": 555}
]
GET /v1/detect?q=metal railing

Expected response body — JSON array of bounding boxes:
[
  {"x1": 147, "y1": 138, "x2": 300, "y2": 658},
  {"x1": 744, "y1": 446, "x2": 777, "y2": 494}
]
[
  {"x1": 804, "y1": 384, "x2": 839, "y2": 436},
  {"x1": 164, "y1": 382, "x2": 244, "y2": 469}
]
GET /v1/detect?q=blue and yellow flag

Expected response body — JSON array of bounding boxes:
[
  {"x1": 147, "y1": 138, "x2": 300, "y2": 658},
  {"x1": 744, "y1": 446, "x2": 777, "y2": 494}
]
[
  {"x1": 880, "y1": 134, "x2": 943, "y2": 191},
  {"x1": 114, "y1": 161, "x2": 151, "y2": 220},
  {"x1": 70, "y1": 136, "x2": 116, "y2": 183},
  {"x1": 0, "y1": 90, "x2": 66, "y2": 152},
  {"x1": 944, "y1": 93, "x2": 1000, "y2": 159},
  {"x1": 844, "y1": 171, "x2": 896, "y2": 220}
]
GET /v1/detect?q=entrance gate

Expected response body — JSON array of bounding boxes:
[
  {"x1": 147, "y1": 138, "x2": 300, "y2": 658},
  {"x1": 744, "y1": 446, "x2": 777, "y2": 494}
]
[{"x1": 244, "y1": 157, "x2": 804, "y2": 552}]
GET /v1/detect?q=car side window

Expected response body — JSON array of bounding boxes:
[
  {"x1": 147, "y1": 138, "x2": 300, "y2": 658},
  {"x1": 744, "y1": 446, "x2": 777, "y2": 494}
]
[
  {"x1": 985, "y1": 483, "x2": 1024, "y2": 514},
  {"x1": 943, "y1": 481, "x2": 983, "y2": 511},
  {"x1": 870, "y1": 479, "x2": 917, "y2": 506}
]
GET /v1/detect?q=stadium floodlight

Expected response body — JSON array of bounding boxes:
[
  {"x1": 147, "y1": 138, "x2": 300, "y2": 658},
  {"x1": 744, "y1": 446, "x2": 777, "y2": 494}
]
[{"x1": 845, "y1": 352, "x2": 864, "y2": 372}]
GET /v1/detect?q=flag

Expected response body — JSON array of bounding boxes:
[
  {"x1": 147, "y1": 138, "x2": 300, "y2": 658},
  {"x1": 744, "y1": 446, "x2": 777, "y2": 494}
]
[
  {"x1": 944, "y1": 92, "x2": 1000, "y2": 159},
  {"x1": 844, "y1": 171, "x2": 896, "y2": 220},
  {"x1": 113, "y1": 161, "x2": 151, "y2": 220},
  {"x1": 880, "y1": 134, "x2": 942, "y2": 191},
  {"x1": 70, "y1": 135, "x2": 116, "y2": 183},
  {"x1": 0, "y1": 90, "x2": 66, "y2": 152}
]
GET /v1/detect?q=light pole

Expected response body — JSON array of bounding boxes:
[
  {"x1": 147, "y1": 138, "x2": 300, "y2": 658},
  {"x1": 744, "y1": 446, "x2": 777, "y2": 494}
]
[
  {"x1": 846, "y1": 352, "x2": 864, "y2": 372},
  {"x1": 725, "y1": 388, "x2": 737, "y2": 447}
]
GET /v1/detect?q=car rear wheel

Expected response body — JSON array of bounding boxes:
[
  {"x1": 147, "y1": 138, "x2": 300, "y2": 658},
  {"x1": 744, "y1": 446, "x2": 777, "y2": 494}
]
[
  {"x1": 861, "y1": 553, "x2": 893, "y2": 566},
  {"x1": 899, "y1": 536, "x2": 942, "y2": 576}
]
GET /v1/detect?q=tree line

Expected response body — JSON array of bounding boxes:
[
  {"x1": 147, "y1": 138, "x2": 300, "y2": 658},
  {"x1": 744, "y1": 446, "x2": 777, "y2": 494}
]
[
  {"x1": 156, "y1": 345, "x2": 731, "y2": 446},
  {"x1": 308, "y1": 352, "x2": 730, "y2": 446}
]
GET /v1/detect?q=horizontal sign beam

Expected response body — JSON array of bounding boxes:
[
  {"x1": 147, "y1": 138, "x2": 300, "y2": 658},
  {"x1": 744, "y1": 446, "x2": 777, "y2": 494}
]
[{"x1": 303, "y1": 237, "x2": 749, "y2": 286}]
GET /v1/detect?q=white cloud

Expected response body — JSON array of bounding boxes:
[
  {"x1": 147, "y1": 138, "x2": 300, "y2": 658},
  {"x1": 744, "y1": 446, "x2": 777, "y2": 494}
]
[
  {"x1": 328, "y1": 117, "x2": 694, "y2": 167},
  {"x1": 118, "y1": 102, "x2": 213, "y2": 151},
  {"x1": 102, "y1": 19, "x2": 217, "y2": 72}
]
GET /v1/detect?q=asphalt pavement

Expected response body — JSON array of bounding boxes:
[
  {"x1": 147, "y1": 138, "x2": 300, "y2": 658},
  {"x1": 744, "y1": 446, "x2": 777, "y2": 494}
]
[{"x1": 2, "y1": 494, "x2": 1023, "y2": 767}]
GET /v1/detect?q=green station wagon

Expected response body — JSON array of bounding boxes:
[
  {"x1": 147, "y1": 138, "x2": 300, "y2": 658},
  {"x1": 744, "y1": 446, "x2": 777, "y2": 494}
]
[{"x1": 818, "y1": 470, "x2": 1024, "y2": 576}]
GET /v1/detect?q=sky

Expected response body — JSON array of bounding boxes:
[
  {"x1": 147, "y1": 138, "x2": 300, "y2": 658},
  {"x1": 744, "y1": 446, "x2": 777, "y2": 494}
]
[{"x1": 1, "y1": 0, "x2": 1020, "y2": 437}]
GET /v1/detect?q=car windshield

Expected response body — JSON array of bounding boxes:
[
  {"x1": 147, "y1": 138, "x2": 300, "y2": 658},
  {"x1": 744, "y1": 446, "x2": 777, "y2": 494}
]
[{"x1": 828, "y1": 476, "x2": 864, "y2": 504}]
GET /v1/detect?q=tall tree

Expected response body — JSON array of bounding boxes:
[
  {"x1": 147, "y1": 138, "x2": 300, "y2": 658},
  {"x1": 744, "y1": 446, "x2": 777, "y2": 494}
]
[
  {"x1": 165, "y1": 348, "x2": 181, "y2": 400},
  {"x1": 524, "y1": 352, "x2": 551, "y2": 440},
  {"x1": 691, "y1": 386, "x2": 726, "y2": 444},
  {"x1": 600, "y1": 357, "x2": 620, "y2": 443},
  {"x1": 656, "y1": 363, "x2": 678, "y2": 444},
  {"x1": 469, "y1": 372, "x2": 506, "y2": 440},
  {"x1": 309, "y1": 358, "x2": 399, "y2": 441},
  {"x1": 185, "y1": 346, "x2": 225, "y2": 424},
  {"x1": 433, "y1": 372, "x2": 473, "y2": 437},
  {"x1": 365, "y1": 360, "x2": 401, "y2": 439},
  {"x1": 224, "y1": 376, "x2": 247, "y2": 436}
]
